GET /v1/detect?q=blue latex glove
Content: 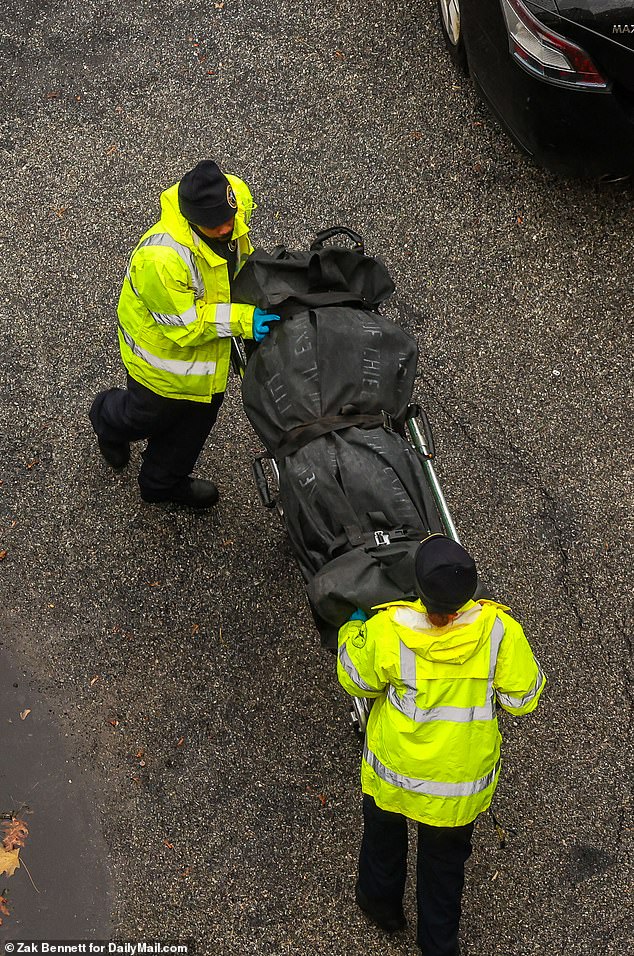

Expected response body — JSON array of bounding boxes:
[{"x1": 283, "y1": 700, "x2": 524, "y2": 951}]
[
  {"x1": 349, "y1": 608, "x2": 368, "y2": 622},
  {"x1": 252, "y1": 307, "x2": 281, "y2": 343}
]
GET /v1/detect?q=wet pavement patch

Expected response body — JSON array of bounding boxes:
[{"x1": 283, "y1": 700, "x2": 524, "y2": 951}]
[
  {"x1": 0, "y1": 646, "x2": 112, "y2": 940},
  {"x1": 566, "y1": 843, "x2": 616, "y2": 885}
]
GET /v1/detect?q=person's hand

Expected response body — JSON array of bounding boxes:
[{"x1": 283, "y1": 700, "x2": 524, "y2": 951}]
[
  {"x1": 252, "y1": 307, "x2": 281, "y2": 343},
  {"x1": 348, "y1": 608, "x2": 368, "y2": 622}
]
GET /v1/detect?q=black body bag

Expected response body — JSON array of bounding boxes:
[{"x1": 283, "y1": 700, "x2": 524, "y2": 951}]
[{"x1": 233, "y1": 230, "x2": 443, "y2": 648}]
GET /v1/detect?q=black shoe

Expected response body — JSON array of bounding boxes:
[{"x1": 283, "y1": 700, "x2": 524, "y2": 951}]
[
  {"x1": 355, "y1": 884, "x2": 406, "y2": 933},
  {"x1": 97, "y1": 437, "x2": 130, "y2": 470},
  {"x1": 416, "y1": 941, "x2": 460, "y2": 955},
  {"x1": 141, "y1": 477, "x2": 219, "y2": 509}
]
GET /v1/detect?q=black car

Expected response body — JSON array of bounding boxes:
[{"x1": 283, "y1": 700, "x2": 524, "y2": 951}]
[{"x1": 437, "y1": 0, "x2": 634, "y2": 179}]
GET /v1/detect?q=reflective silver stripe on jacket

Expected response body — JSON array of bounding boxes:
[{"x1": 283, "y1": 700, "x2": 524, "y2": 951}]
[
  {"x1": 118, "y1": 325, "x2": 216, "y2": 376},
  {"x1": 387, "y1": 616, "x2": 505, "y2": 723},
  {"x1": 213, "y1": 303, "x2": 233, "y2": 337},
  {"x1": 125, "y1": 264, "x2": 140, "y2": 298},
  {"x1": 128, "y1": 232, "x2": 205, "y2": 298},
  {"x1": 496, "y1": 659, "x2": 545, "y2": 709},
  {"x1": 338, "y1": 643, "x2": 383, "y2": 694},
  {"x1": 149, "y1": 304, "x2": 199, "y2": 327},
  {"x1": 364, "y1": 742, "x2": 501, "y2": 797}
]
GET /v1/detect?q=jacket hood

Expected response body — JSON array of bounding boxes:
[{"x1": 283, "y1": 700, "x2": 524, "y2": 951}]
[
  {"x1": 384, "y1": 599, "x2": 509, "y2": 665},
  {"x1": 158, "y1": 183, "x2": 193, "y2": 245}
]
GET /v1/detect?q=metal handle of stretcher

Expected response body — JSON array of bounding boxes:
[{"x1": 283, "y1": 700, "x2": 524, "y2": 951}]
[{"x1": 406, "y1": 404, "x2": 461, "y2": 545}]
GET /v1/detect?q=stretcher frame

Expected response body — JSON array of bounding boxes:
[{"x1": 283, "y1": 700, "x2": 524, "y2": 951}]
[{"x1": 229, "y1": 229, "x2": 462, "y2": 733}]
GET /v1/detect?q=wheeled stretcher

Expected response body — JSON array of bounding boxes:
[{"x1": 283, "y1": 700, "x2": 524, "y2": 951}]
[{"x1": 230, "y1": 229, "x2": 467, "y2": 728}]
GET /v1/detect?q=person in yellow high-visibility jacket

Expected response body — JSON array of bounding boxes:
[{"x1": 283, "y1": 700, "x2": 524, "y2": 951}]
[
  {"x1": 89, "y1": 160, "x2": 280, "y2": 508},
  {"x1": 337, "y1": 533, "x2": 545, "y2": 956}
]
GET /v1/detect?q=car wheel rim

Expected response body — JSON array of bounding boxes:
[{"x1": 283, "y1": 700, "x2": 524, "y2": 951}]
[{"x1": 440, "y1": 0, "x2": 461, "y2": 47}]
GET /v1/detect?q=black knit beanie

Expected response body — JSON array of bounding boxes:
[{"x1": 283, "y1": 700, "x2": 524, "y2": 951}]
[
  {"x1": 177, "y1": 160, "x2": 237, "y2": 228},
  {"x1": 414, "y1": 534, "x2": 478, "y2": 614}
]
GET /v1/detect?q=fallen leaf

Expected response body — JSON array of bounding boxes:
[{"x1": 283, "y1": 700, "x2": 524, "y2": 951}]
[
  {"x1": 214, "y1": 2, "x2": 225, "y2": 8},
  {"x1": 135, "y1": 750, "x2": 144, "y2": 759},
  {"x1": 0, "y1": 892, "x2": 9, "y2": 924},
  {"x1": 0, "y1": 848, "x2": 19, "y2": 877},
  {"x1": 108, "y1": 718, "x2": 119, "y2": 727},
  {"x1": 147, "y1": 581, "x2": 161, "y2": 587},
  {"x1": 53, "y1": 207, "x2": 67, "y2": 217},
  {"x1": 46, "y1": 90, "x2": 60, "y2": 99},
  {"x1": 2, "y1": 819, "x2": 28, "y2": 851},
  {"x1": 180, "y1": 866, "x2": 192, "y2": 877},
  {"x1": 0, "y1": 551, "x2": 7, "y2": 561},
  {"x1": 191, "y1": 623, "x2": 200, "y2": 635},
  {"x1": 19, "y1": 710, "x2": 31, "y2": 721},
  {"x1": 89, "y1": 675, "x2": 100, "y2": 686},
  {"x1": 164, "y1": 840, "x2": 174, "y2": 850},
  {"x1": 176, "y1": 737, "x2": 185, "y2": 747},
  {"x1": 317, "y1": 793, "x2": 327, "y2": 807},
  {"x1": 106, "y1": 144, "x2": 118, "y2": 155}
]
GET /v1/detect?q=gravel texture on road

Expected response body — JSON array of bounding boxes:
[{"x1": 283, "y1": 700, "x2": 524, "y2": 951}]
[{"x1": 0, "y1": 1, "x2": 632, "y2": 954}]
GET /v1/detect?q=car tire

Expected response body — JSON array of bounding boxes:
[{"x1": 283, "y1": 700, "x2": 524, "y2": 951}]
[{"x1": 437, "y1": 0, "x2": 468, "y2": 73}]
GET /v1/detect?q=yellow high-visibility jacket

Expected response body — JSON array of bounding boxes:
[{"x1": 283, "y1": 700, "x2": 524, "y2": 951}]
[
  {"x1": 117, "y1": 174, "x2": 256, "y2": 402},
  {"x1": 337, "y1": 598, "x2": 545, "y2": 827}
]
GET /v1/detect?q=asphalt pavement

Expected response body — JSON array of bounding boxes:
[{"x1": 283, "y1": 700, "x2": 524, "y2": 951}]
[{"x1": 0, "y1": 1, "x2": 632, "y2": 954}]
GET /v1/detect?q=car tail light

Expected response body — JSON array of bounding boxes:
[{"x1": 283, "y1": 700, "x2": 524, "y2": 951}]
[{"x1": 500, "y1": 0, "x2": 608, "y2": 89}]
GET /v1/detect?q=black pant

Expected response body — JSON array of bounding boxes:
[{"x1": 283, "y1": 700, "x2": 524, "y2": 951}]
[
  {"x1": 358, "y1": 795, "x2": 474, "y2": 956},
  {"x1": 89, "y1": 376, "x2": 224, "y2": 495}
]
